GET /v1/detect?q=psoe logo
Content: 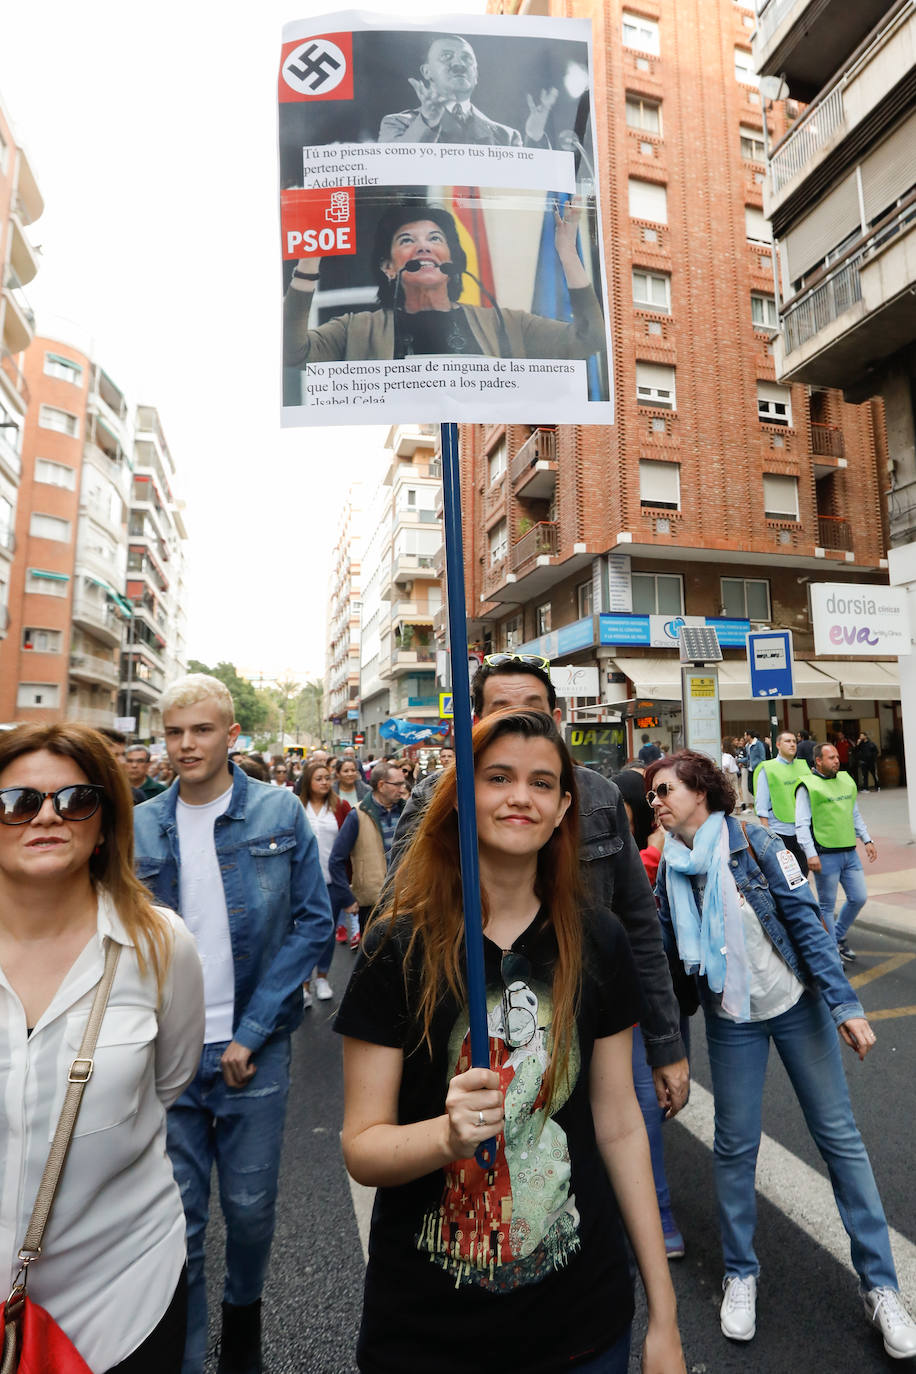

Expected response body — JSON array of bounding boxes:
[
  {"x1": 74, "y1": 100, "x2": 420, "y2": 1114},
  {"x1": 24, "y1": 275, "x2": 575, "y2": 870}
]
[{"x1": 279, "y1": 35, "x2": 353, "y2": 103}]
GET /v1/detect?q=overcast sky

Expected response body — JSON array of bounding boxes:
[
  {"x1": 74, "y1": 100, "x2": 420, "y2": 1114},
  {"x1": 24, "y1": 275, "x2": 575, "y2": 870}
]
[{"x1": 0, "y1": 0, "x2": 484, "y2": 685}]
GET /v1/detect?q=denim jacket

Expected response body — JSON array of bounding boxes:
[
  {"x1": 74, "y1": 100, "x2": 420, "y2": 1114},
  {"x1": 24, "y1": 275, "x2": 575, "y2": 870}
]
[
  {"x1": 389, "y1": 764, "x2": 685, "y2": 1068},
  {"x1": 656, "y1": 816, "x2": 864, "y2": 1027},
  {"x1": 133, "y1": 763, "x2": 333, "y2": 1052}
]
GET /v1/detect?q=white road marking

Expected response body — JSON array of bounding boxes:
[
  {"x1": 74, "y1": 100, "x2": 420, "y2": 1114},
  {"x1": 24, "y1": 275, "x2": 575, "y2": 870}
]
[
  {"x1": 345, "y1": 1082, "x2": 916, "y2": 1292},
  {"x1": 677, "y1": 1082, "x2": 916, "y2": 1294}
]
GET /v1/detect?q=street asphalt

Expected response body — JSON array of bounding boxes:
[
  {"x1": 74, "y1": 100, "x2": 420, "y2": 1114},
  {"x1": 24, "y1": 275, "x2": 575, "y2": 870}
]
[{"x1": 196, "y1": 786, "x2": 915, "y2": 1373}]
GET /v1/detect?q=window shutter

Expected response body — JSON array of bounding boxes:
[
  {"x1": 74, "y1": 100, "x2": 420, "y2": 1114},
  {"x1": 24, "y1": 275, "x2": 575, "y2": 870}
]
[
  {"x1": 861, "y1": 108, "x2": 916, "y2": 223},
  {"x1": 628, "y1": 179, "x2": 668, "y2": 224},
  {"x1": 782, "y1": 171, "x2": 860, "y2": 282},
  {"x1": 763, "y1": 473, "x2": 798, "y2": 518},
  {"x1": 639, "y1": 459, "x2": 680, "y2": 506}
]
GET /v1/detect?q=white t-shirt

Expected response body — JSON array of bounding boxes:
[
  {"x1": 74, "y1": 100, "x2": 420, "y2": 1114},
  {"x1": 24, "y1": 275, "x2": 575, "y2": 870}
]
[
  {"x1": 722, "y1": 753, "x2": 739, "y2": 776},
  {"x1": 337, "y1": 784, "x2": 359, "y2": 808},
  {"x1": 176, "y1": 784, "x2": 235, "y2": 1044},
  {"x1": 304, "y1": 800, "x2": 339, "y2": 883},
  {"x1": 716, "y1": 892, "x2": 803, "y2": 1022}
]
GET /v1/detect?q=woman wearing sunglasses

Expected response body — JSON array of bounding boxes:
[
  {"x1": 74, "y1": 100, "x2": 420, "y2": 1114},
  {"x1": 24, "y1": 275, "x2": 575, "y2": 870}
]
[
  {"x1": 0, "y1": 724, "x2": 204, "y2": 1373},
  {"x1": 646, "y1": 751, "x2": 916, "y2": 1359},
  {"x1": 334, "y1": 710, "x2": 685, "y2": 1373}
]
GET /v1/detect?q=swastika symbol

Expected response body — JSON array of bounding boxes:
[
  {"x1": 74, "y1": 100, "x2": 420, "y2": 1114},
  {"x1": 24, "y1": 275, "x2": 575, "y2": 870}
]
[
  {"x1": 326, "y1": 192, "x2": 350, "y2": 223},
  {"x1": 283, "y1": 39, "x2": 348, "y2": 97}
]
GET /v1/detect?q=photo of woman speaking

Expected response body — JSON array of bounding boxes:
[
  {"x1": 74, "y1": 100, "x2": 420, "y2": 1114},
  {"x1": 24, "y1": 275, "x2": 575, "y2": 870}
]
[{"x1": 282, "y1": 197, "x2": 605, "y2": 366}]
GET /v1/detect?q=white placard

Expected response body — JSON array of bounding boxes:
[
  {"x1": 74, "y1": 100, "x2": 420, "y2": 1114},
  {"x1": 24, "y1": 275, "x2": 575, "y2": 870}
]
[
  {"x1": 810, "y1": 583, "x2": 912, "y2": 656},
  {"x1": 279, "y1": 11, "x2": 613, "y2": 426},
  {"x1": 552, "y1": 664, "x2": 599, "y2": 697}
]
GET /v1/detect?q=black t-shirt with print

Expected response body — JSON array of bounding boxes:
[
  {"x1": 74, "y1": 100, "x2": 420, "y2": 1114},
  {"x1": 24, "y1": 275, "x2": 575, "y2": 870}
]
[{"x1": 333, "y1": 907, "x2": 641, "y2": 1374}]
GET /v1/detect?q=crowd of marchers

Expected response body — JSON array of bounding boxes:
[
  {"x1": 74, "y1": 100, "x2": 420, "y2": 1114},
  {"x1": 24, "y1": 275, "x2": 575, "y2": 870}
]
[{"x1": 0, "y1": 662, "x2": 913, "y2": 1374}]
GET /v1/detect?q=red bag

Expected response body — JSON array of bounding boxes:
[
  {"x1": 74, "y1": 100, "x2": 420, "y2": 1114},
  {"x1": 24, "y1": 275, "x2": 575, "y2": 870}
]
[{"x1": 1, "y1": 1286, "x2": 93, "y2": 1374}]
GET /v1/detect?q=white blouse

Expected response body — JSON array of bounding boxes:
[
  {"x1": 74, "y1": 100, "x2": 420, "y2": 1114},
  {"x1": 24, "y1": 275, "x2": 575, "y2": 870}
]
[
  {"x1": 304, "y1": 800, "x2": 339, "y2": 884},
  {"x1": 0, "y1": 891, "x2": 204, "y2": 1371}
]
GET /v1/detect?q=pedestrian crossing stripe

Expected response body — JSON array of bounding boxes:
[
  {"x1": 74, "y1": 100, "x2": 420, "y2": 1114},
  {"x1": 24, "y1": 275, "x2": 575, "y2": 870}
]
[{"x1": 849, "y1": 952, "x2": 916, "y2": 1018}]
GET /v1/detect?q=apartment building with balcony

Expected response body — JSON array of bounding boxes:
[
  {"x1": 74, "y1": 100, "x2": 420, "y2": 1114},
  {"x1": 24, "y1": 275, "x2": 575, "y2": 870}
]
[
  {"x1": 0, "y1": 92, "x2": 43, "y2": 644},
  {"x1": 122, "y1": 405, "x2": 189, "y2": 736},
  {"x1": 0, "y1": 332, "x2": 132, "y2": 727},
  {"x1": 326, "y1": 484, "x2": 362, "y2": 741},
  {"x1": 448, "y1": 0, "x2": 901, "y2": 761},
  {"x1": 355, "y1": 426, "x2": 443, "y2": 754},
  {"x1": 754, "y1": 0, "x2": 916, "y2": 804}
]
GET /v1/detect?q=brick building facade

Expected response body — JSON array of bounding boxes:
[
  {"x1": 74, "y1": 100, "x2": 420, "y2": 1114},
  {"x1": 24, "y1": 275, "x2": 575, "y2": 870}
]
[{"x1": 443, "y1": 0, "x2": 900, "y2": 763}]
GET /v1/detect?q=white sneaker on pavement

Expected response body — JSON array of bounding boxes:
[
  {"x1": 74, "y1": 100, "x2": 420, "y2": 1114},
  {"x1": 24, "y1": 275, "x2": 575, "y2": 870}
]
[
  {"x1": 720, "y1": 1275, "x2": 756, "y2": 1341},
  {"x1": 862, "y1": 1287, "x2": 916, "y2": 1359},
  {"x1": 315, "y1": 976, "x2": 334, "y2": 1001},
  {"x1": 302, "y1": 987, "x2": 313, "y2": 1010}
]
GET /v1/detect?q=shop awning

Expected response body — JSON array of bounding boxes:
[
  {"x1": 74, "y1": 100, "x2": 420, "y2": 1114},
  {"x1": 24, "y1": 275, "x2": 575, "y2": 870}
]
[
  {"x1": 808, "y1": 660, "x2": 900, "y2": 701},
  {"x1": 612, "y1": 658, "x2": 682, "y2": 699},
  {"x1": 29, "y1": 568, "x2": 69, "y2": 582},
  {"x1": 86, "y1": 573, "x2": 133, "y2": 618}
]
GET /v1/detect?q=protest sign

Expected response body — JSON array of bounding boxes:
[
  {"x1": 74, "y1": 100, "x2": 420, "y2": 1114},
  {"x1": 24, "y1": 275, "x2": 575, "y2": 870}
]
[{"x1": 278, "y1": 10, "x2": 612, "y2": 426}]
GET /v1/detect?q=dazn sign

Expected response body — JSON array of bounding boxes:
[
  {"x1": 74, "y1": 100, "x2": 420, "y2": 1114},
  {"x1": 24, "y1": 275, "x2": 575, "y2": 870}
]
[{"x1": 281, "y1": 187, "x2": 356, "y2": 261}]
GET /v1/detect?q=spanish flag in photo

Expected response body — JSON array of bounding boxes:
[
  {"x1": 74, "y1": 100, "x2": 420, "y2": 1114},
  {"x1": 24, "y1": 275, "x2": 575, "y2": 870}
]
[{"x1": 427, "y1": 185, "x2": 496, "y2": 306}]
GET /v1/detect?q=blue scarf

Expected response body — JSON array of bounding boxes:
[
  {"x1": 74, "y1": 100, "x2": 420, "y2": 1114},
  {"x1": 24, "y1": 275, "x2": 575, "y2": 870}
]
[{"x1": 663, "y1": 812, "x2": 750, "y2": 1021}]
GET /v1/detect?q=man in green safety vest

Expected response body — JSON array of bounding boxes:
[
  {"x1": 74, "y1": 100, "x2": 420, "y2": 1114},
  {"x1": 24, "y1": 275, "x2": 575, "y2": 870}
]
[
  {"x1": 753, "y1": 730, "x2": 811, "y2": 875},
  {"x1": 794, "y1": 741, "x2": 877, "y2": 964}
]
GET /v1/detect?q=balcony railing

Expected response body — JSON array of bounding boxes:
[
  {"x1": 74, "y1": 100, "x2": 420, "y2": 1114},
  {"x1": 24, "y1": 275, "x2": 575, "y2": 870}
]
[
  {"x1": 433, "y1": 606, "x2": 448, "y2": 636},
  {"x1": 770, "y1": 84, "x2": 845, "y2": 193},
  {"x1": 0, "y1": 429, "x2": 22, "y2": 477},
  {"x1": 68, "y1": 706, "x2": 116, "y2": 728},
  {"x1": 1, "y1": 349, "x2": 30, "y2": 406},
  {"x1": 810, "y1": 422, "x2": 845, "y2": 458},
  {"x1": 817, "y1": 514, "x2": 853, "y2": 550},
  {"x1": 783, "y1": 260, "x2": 862, "y2": 354},
  {"x1": 754, "y1": 0, "x2": 799, "y2": 48},
  {"x1": 510, "y1": 521, "x2": 558, "y2": 573},
  {"x1": 70, "y1": 653, "x2": 120, "y2": 687},
  {"x1": 3, "y1": 267, "x2": 36, "y2": 329},
  {"x1": 510, "y1": 428, "x2": 558, "y2": 484}
]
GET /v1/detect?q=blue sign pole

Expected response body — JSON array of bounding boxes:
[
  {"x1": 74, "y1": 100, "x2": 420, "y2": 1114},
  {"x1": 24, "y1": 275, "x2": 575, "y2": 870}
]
[{"x1": 440, "y1": 420, "x2": 495, "y2": 1168}]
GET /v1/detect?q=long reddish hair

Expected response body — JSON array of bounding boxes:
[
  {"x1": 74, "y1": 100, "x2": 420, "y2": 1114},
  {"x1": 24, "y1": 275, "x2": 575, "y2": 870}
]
[
  {"x1": 379, "y1": 709, "x2": 583, "y2": 1111},
  {"x1": 300, "y1": 759, "x2": 347, "y2": 822}
]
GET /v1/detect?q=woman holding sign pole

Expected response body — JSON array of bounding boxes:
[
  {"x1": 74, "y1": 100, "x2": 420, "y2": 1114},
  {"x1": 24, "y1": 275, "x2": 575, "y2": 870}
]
[
  {"x1": 283, "y1": 198, "x2": 605, "y2": 365},
  {"x1": 334, "y1": 710, "x2": 685, "y2": 1373}
]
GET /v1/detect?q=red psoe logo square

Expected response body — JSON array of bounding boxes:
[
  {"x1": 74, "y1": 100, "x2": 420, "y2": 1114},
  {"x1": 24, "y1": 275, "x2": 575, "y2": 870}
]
[
  {"x1": 281, "y1": 187, "x2": 357, "y2": 260},
  {"x1": 279, "y1": 34, "x2": 354, "y2": 103}
]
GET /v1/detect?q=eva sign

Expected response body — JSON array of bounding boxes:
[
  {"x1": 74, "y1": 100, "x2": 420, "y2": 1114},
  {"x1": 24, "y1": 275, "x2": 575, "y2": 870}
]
[
  {"x1": 810, "y1": 582, "x2": 912, "y2": 656},
  {"x1": 281, "y1": 187, "x2": 356, "y2": 260}
]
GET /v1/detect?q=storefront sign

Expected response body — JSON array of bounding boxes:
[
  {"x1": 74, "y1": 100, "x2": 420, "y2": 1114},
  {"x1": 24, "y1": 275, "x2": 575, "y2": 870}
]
[
  {"x1": 552, "y1": 664, "x2": 599, "y2": 697},
  {"x1": 811, "y1": 582, "x2": 911, "y2": 656},
  {"x1": 606, "y1": 554, "x2": 633, "y2": 612},
  {"x1": 599, "y1": 613, "x2": 750, "y2": 647}
]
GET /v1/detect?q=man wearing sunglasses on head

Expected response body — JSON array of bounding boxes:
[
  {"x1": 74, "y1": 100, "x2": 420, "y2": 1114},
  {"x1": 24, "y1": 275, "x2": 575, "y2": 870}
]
[{"x1": 388, "y1": 653, "x2": 689, "y2": 1117}]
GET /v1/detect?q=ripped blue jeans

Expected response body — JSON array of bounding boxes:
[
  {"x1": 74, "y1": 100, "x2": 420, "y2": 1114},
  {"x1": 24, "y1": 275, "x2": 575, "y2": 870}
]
[{"x1": 166, "y1": 1037, "x2": 291, "y2": 1374}]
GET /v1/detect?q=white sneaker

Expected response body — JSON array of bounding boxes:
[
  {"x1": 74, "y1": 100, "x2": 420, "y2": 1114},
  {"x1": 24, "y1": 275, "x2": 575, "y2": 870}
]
[
  {"x1": 863, "y1": 1287, "x2": 916, "y2": 1359},
  {"x1": 302, "y1": 987, "x2": 313, "y2": 1010},
  {"x1": 720, "y1": 1275, "x2": 756, "y2": 1341},
  {"x1": 315, "y1": 976, "x2": 334, "y2": 1001}
]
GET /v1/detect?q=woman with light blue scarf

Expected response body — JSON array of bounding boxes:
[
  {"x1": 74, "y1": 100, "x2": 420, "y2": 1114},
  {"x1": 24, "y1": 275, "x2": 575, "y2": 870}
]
[{"x1": 647, "y1": 750, "x2": 916, "y2": 1362}]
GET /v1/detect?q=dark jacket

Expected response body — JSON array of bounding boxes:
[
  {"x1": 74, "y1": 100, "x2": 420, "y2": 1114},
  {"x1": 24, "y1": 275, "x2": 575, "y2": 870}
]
[{"x1": 388, "y1": 766, "x2": 685, "y2": 1069}]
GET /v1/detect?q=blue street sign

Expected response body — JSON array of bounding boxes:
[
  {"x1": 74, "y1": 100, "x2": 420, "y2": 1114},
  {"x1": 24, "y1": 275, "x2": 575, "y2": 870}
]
[{"x1": 747, "y1": 630, "x2": 795, "y2": 698}]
